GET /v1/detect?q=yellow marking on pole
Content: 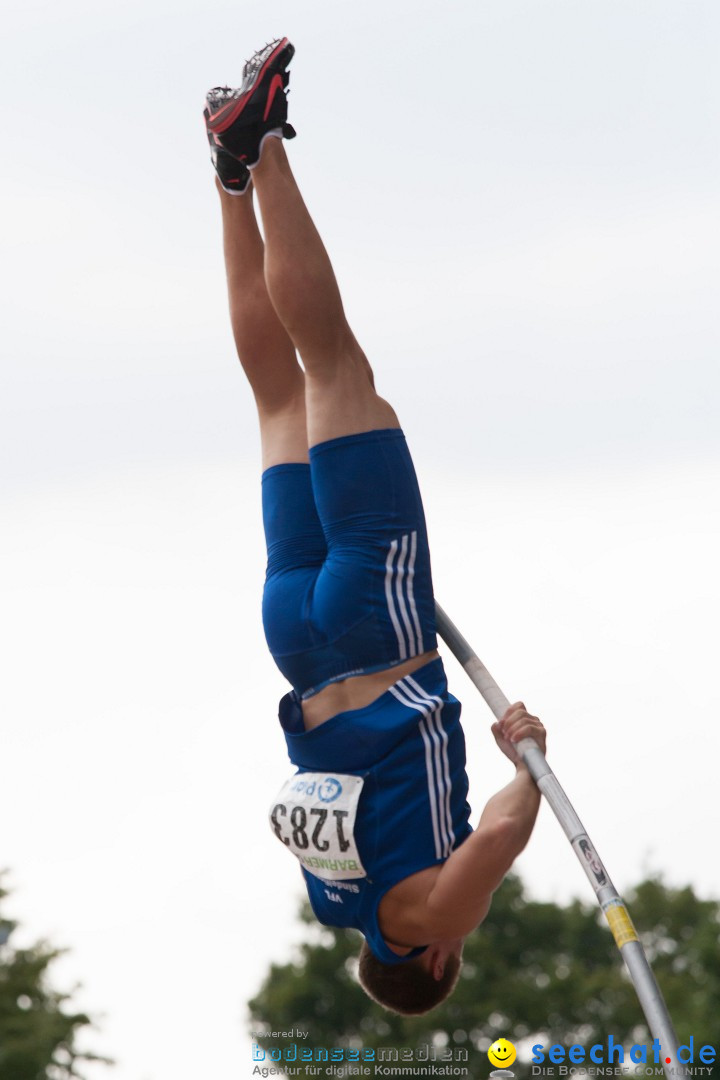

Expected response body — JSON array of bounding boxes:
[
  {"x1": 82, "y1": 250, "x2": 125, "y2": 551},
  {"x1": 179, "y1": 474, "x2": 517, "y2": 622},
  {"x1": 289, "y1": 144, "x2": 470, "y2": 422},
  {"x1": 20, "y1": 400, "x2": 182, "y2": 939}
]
[{"x1": 604, "y1": 900, "x2": 639, "y2": 948}]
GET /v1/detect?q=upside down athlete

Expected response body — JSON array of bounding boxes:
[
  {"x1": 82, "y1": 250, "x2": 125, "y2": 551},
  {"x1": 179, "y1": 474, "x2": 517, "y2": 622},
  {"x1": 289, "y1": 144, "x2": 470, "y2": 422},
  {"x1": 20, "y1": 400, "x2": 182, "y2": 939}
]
[{"x1": 204, "y1": 38, "x2": 547, "y2": 1015}]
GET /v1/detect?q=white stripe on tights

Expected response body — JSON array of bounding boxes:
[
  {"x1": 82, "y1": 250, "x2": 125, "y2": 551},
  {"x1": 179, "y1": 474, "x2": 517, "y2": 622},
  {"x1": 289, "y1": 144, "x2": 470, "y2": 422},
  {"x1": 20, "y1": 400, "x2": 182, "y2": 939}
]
[{"x1": 384, "y1": 539, "x2": 407, "y2": 659}]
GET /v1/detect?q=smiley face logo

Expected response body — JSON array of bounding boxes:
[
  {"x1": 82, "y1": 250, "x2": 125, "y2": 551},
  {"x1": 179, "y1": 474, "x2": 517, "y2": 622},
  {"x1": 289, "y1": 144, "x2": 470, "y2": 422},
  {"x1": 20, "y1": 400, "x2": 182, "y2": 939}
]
[{"x1": 488, "y1": 1038, "x2": 517, "y2": 1069}]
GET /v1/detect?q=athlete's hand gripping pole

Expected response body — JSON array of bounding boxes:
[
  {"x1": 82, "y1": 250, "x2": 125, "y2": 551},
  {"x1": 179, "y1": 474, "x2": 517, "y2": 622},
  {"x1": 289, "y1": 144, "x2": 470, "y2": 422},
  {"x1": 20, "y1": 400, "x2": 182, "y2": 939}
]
[{"x1": 435, "y1": 601, "x2": 683, "y2": 1080}]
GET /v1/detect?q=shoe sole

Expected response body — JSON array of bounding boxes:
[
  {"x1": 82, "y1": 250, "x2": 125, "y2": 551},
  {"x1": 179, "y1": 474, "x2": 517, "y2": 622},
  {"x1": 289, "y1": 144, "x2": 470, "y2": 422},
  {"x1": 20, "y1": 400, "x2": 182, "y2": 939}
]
[{"x1": 207, "y1": 38, "x2": 294, "y2": 136}]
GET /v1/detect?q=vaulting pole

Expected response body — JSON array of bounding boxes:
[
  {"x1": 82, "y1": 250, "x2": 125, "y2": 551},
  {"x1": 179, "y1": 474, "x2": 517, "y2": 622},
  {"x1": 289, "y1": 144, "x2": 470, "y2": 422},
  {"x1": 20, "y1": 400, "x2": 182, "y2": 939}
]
[{"x1": 435, "y1": 601, "x2": 683, "y2": 1080}]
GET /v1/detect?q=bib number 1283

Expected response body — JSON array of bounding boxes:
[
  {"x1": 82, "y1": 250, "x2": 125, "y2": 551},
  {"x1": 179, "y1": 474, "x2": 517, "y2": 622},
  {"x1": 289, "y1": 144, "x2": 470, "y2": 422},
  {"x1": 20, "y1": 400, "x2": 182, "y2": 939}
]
[{"x1": 268, "y1": 772, "x2": 367, "y2": 881}]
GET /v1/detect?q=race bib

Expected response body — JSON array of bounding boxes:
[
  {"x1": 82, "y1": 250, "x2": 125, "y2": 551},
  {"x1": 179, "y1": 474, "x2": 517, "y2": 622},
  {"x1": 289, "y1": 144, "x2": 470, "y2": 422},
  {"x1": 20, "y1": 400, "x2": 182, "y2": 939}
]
[{"x1": 269, "y1": 772, "x2": 367, "y2": 881}]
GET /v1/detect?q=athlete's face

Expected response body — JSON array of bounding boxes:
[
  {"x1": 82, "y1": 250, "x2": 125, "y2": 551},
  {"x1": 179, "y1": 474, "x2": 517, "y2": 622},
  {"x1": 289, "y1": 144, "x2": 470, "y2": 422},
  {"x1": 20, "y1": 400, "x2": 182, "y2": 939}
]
[{"x1": 419, "y1": 938, "x2": 465, "y2": 981}]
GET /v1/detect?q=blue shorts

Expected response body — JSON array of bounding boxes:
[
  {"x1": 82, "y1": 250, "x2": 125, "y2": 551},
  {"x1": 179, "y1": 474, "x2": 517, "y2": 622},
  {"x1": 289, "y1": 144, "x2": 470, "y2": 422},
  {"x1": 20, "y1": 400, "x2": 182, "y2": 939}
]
[{"x1": 261, "y1": 428, "x2": 438, "y2": 698}]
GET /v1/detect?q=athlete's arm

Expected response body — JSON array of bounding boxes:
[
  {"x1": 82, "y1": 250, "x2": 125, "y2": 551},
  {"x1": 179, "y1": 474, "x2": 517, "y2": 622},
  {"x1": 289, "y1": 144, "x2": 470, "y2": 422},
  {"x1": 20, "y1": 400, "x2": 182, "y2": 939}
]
[{"x1": 422, "y1": 704, "x2": 546, "y2": 938}]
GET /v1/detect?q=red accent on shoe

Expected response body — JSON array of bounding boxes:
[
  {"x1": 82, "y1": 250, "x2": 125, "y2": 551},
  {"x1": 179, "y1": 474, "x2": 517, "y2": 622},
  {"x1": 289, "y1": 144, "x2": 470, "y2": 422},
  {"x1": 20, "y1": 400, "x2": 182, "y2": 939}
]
[
  {"x1": 208, "y1": 38, "x2": 289, "y2": 135},
  {"x1": 263, "y1": 73, "x2": 285, "y2": 121}
]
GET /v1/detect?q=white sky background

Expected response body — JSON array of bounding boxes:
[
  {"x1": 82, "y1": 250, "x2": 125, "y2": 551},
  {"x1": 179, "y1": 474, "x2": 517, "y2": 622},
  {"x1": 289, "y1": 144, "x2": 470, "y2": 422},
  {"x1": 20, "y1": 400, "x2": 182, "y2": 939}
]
[{"x1": 1, "y1": 1, "x2": 719, "y2": 1078}]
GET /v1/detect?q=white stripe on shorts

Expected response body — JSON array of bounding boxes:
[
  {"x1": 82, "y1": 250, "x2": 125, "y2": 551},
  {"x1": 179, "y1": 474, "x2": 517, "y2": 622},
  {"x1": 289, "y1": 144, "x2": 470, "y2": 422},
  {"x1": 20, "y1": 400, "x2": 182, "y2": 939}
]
[
  {"x1": 385, "y1": 532, "x2": 425, "y2": 661},
  {"x1": 406, "y1": 531, "x2": 424, "y2": 657},
  {"x1": 394, "y1": 534, "x2": 418, "y2": 659},
  {"x1": 384, "y1": 539, "x2": 407, "y2": 660}
]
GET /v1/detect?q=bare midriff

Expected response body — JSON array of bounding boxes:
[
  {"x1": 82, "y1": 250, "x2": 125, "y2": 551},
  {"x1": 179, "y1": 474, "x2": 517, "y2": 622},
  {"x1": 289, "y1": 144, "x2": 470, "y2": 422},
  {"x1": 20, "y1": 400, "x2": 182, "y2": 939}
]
[{"x1": 301, "y1": 648, "x2": 440, "y2": 730}]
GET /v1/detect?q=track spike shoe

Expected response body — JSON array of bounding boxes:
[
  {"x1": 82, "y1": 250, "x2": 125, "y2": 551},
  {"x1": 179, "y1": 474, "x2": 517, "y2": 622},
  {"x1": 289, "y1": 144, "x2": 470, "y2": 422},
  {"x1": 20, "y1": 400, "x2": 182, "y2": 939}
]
[{"x1": 204, "y1": 38, "x2": 296, "y2": 167}]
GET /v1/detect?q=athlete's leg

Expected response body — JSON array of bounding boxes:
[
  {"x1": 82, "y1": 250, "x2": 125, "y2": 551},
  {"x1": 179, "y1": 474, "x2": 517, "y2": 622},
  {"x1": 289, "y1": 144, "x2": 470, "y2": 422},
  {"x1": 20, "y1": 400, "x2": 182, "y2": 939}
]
[
  {"x1": 217, "y1": 180, "x2": 328, "y2": 667},
  {"x1": 211, "y1": 47, "x2": 434, "y2": 710},
  {"x1": 217, "y1": 180, "x2": 308, "y2": 470},
  {"x1": 247, "y1": 136, "x2": 437, "y2": 706},
  {"x1": 249, "y1": 138, "x2": 400, "y2": 447}
]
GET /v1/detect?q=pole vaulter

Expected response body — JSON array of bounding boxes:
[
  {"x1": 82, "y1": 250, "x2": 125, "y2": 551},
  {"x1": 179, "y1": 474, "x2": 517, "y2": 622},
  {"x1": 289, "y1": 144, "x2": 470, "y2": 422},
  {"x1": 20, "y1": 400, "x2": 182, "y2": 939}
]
[{"x1": 205, "y1": 34, "x2": 687, "y2": 1044}]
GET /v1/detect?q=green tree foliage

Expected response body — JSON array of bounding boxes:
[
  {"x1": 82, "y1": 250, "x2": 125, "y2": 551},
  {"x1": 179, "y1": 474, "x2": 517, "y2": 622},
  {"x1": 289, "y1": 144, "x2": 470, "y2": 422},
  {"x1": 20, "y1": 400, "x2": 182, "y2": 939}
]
[
  {"x1": 0, "y1": 875, "x2": 111, "y2": 1080},
  {"x1": 248, "y1": 875, "x2": 720, "y2": 1077}
]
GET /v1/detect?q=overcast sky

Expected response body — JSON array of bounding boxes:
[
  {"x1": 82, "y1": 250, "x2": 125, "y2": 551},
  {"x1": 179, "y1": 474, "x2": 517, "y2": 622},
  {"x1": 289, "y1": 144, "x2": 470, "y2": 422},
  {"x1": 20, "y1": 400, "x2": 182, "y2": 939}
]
[{"x1": 1, "y1": 2, "x2": 719, "y2": 1079}]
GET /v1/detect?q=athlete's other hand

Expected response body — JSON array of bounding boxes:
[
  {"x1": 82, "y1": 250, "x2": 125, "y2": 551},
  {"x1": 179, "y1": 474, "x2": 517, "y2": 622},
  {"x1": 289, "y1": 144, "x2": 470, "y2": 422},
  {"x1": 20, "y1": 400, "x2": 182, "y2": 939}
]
[{"x1": 491, "y1": 703, "x2": 546, "y2": 766}]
